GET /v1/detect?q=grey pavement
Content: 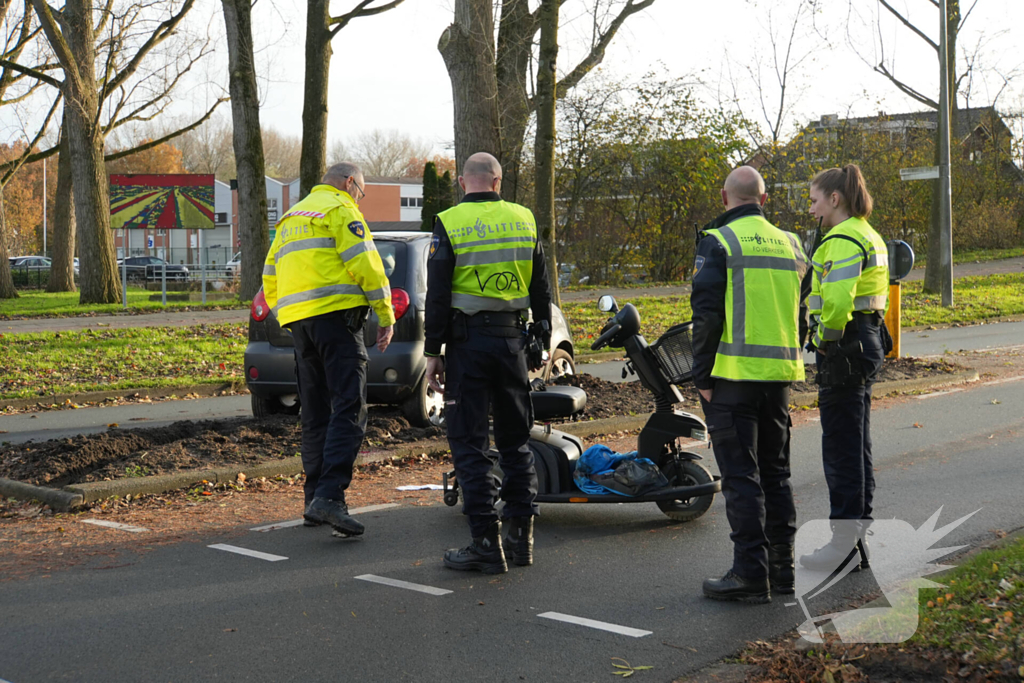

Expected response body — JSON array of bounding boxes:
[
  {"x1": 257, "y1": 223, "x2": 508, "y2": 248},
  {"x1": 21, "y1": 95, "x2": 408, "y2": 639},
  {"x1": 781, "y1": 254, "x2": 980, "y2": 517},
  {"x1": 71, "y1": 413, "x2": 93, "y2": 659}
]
[
  {"x1": 1, "y1": 373, "x2": 1022, "y2": 682},
  {"x1": 0, "y1": 307, "x2": 247, "y2": 334},
  {"x1": 903, "y1": 254, "x2": 1024, "y2": 282}
]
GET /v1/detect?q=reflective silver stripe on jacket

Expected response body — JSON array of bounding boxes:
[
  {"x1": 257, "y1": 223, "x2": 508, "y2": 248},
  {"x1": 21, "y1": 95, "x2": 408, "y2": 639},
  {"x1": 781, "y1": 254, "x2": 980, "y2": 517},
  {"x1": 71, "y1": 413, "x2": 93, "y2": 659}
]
[
  {"x1": 340, "y1": 240, "x2": 376, "y2": 262},
  {"x1": 854, "y1": 295, "x2": 887, "y2": 310},
  {"x1": 713, "y1": 225, "x2": 805, "y2": 350},
  {"x1": 807, "y1": 295, "x2": 822, "y2": 310},
  {"x1": 275, "y1": 237, "x2": 336, "y2": 262},
  {"x1": 866, "y1": 252, "x2": 889, "y2": 268},
  {"x1": 263, "y1": 265, "x2": 276, "y2": 277},
  {"x1": 364, "y1": 285, "x2": 391, "y2": 302},
  {"x1": 454, "y1": 247, "x2": 534, "y2": 267},
  {"x1": 716, "y1": 342, "x2": 802, "y2": 361},
  {"x1": 450, "y1": 292, "x2": 530, "y2": 314},
  {"x1": 274, "y1": 283, "x2": 364, "y2": 310},
  {"x1": 819, "y1": 325, "x2": 843, "y2": 341},
  {"x1": 823, "y1": 261, "x2": 863, "y2": 283},
  {"x1": 455, "y1": 236, "x2": 535, "y2": 250}
]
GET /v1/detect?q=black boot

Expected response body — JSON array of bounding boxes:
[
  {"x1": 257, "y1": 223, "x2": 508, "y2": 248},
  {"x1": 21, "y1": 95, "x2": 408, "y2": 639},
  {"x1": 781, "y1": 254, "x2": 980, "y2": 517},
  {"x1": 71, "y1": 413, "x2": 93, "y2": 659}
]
[
  {"x1": 799, "y1": 523, "x2": 861, "y2": 573},
  {"x1": 443, "y1": 521, "x2": 508, "y2": 574},
  {"x1": 768, "y1": 543, "x2": 795, "y2": 594},
  {"x1": 702, "y1": 571, "x2": 770, "y2": 604},
  {"x1": 502, "y1": 516, "x2": 534, "y2": 566},
  {"x1": 303, "y1": 498, "x2": 364, "y2": 536}
]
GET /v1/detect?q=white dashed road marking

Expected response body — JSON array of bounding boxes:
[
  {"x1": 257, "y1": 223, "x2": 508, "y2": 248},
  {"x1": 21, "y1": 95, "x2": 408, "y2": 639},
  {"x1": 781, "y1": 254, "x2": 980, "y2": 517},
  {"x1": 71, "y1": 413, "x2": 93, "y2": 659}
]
[
  {"x1": 250, "y1": 519, "x2": 305, "y2": 532},
  {"x1": 208, "y1": 544, "x2": 288, "y2": 562},
  {"x1": 250, "y1": 504, "x2": 400, "y2": 532},
  {"x1": 538, "y1": 612, "x2": 652, "y2": 638},
  {"x1": 81, "y1": 519, "x2": 149, "y2": 533},
  {"x1": 354, "y1": 574, "x2": 452, "y2": 596}
]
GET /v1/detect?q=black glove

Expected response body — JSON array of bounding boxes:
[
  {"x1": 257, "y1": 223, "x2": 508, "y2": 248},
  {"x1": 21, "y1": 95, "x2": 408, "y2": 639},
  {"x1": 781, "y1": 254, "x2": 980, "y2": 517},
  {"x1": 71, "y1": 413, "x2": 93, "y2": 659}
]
[{"x1": 526, "y1": 320, "x2": 551, "y2": 372}]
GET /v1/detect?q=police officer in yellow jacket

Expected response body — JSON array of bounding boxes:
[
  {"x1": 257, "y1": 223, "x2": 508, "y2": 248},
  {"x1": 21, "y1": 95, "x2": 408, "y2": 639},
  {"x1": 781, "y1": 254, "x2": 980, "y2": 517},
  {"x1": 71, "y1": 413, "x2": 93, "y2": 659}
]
[
  {"x1": 801, "y1": 165, "x2": 889, "y2": 572},
  {"x1": 423, "y1": 152, "x2": 552, "y2": 575},
  {"x1": 691, "y1": 166, "x2": 809, "y2": 604},
  {"x1": 263, "y1": 162, "x2": 395, "y2": 537}
]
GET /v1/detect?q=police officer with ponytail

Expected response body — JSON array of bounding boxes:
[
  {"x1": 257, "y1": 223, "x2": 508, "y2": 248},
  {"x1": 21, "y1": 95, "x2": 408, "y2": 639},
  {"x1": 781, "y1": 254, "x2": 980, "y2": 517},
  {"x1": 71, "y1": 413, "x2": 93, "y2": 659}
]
[
  {"x1": 801, "y1": 164, "x2": 889, "y2": 574},
  {"x1": 424, "y1": 152, "x2": 552, "y2": 575},
  {"x1": 692, "y1": 166, "x2": 810, "y2": 604}
]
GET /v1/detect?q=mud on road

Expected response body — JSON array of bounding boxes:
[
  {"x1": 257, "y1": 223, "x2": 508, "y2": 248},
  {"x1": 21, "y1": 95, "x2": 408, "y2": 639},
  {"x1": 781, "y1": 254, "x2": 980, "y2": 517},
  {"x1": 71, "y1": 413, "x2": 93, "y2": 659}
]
[{"x1": 1, "y1": 358, "x2": 963, "y2": 488}]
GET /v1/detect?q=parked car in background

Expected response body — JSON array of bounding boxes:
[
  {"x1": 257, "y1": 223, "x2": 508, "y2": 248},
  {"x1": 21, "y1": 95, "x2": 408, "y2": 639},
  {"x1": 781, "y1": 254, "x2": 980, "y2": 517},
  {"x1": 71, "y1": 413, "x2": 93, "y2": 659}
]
[
  {"x1": 557, "y1": 262, "x2": 589, "y2": 288},
  {"x1": 116, "y1": 256, "x2": 189, "y2": 282},
  {"x1": 73, "y1": 258, "x2": 80, "y2": 276},
  {"x1": 225, "y1": 252, "x2": 241, "y2": 277},
  {"x1": 8, "y1": 256, "x2": 51, "y2": 271},
  {"x1": 244, "y1": 231, "x2": 577, "y2": 426}
]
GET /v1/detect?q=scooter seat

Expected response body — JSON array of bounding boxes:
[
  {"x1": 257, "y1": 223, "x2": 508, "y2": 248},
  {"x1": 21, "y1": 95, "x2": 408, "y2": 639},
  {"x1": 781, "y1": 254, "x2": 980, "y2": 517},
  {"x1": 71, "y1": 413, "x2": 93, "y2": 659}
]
[{"x1": 531, "y1": 386, "x2": 587, "y2": 421}]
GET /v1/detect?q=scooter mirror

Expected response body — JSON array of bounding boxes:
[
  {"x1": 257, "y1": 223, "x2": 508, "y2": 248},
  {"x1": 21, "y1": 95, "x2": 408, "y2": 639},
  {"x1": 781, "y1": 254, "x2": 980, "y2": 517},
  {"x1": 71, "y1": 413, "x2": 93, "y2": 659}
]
[{"x1": 598, "y1": 295, "x2": 618, "y2": 313}]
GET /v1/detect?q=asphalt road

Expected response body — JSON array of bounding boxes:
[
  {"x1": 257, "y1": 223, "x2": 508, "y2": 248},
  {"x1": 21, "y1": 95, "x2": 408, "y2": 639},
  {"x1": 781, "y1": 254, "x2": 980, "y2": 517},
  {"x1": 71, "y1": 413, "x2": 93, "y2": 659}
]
[{"x1": 2, "y1": 373, "x2": 1023, "y2": 682}]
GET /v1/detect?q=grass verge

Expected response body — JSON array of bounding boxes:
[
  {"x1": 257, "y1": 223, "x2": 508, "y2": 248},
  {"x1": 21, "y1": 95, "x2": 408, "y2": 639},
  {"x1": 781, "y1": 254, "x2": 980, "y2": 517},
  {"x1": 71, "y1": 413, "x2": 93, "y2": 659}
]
[
  {"x1": 0, "y1": 288, "x2": 246, "y2": 319},
  {"x1": 0, "y1": 324, "x2": 247, "y2": 401},
  {"x1": 913, "y1": 534, "x2": 1023, "y2": 667}
]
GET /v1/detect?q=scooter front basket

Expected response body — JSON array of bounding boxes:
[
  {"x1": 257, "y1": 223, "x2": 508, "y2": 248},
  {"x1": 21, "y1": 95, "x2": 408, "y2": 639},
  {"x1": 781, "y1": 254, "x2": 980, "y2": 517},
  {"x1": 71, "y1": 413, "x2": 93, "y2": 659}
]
[{"x1": 650, "y1": 322, "x2": 696, "y2": 385}]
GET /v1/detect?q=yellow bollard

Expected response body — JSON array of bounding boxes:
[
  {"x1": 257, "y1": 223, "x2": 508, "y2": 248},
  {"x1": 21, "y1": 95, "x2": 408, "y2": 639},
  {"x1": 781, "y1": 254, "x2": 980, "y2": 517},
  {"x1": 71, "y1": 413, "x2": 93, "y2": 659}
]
[{"x1": 884, "y1": 282, "x2": 901, "y2": 359}]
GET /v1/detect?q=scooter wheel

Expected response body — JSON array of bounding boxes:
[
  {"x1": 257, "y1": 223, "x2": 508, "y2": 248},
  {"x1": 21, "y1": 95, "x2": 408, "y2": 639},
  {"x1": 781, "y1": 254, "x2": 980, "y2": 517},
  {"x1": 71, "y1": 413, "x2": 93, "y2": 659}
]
[
  {"x1": 443, "y1": 491, "x2": 459, "y2": 507},
  {"x1": 657, "y1": 460, "x2": 714, "y2": 522}
]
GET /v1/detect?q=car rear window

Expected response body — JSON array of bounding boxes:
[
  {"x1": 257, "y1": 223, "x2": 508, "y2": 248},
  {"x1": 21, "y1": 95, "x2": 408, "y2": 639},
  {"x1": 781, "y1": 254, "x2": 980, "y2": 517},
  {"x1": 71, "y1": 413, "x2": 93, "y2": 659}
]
[{"x1": 375, "y1": 240, "x2": 407, "y2": 289}]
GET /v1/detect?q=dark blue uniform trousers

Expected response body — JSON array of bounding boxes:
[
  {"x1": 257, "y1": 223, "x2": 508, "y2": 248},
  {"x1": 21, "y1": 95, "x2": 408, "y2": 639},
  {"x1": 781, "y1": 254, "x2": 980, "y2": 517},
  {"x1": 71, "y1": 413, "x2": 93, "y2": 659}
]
[
  {"x1": 701, "y1": 380, "x2": 797, "y2": 580},
  {"x1": 290, "y1": 310, "x2": 368, "y2": 505},
  {"x1": 816, "y1": 317, "x2": 886, "y2": 521},
  {"x1": 445, "y1": 328, "x2": 538, "y2": 538}
]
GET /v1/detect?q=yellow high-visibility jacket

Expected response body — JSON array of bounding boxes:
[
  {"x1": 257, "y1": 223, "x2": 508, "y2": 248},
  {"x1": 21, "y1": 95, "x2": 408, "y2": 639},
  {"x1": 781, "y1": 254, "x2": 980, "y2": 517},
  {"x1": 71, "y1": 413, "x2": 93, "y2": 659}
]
[
  {"x1": 808, "y1": 216, "x2": 888, "y2": 347},
  {"x1": 262, "y1": 185, "x2": 395, "y2": 328}
]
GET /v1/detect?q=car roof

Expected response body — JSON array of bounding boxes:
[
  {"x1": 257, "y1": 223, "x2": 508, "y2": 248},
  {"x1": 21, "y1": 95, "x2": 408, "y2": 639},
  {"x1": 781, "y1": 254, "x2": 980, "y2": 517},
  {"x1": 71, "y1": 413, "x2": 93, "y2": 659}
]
[{"x1": 373, "y1": 231, "x2": 430, "y2": 242}]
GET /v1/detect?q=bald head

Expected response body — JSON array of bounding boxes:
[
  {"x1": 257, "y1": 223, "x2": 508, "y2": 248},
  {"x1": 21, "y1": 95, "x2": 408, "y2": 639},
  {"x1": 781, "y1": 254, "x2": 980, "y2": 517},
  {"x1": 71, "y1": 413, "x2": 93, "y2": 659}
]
[
  {"x1": 722, "y1": 166, "x2": 767, "y2": 209},
  {"x1": 460, "y1": 152, "x2": 503, "y2": 194}
]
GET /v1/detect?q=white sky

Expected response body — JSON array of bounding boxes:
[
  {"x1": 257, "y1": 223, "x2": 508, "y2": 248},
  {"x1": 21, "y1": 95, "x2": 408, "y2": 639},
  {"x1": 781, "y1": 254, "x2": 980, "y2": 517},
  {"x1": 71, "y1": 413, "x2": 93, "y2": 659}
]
[{"x1": 4, "y1": 0, "x2": 1024, "y2": 153}]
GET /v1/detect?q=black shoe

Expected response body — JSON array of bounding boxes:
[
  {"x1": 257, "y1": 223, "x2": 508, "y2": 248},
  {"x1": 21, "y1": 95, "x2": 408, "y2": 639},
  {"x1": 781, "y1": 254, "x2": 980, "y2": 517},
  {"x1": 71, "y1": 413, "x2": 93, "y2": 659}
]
[
  {"x1": 799, "y1": 523, "x2": 865, "y2": 573},
  {"x1": 702, "y1": 571, "x2": 770, "y2": 604},
  {"x1": 768, "y1": 543, "x2": 795, "y2": 594},
  {"x1": 856, "y1": 537, "x2": 870, "y2": 570},
  {"x1": 303, "y1": 518, "x2": 323, "y2": 527},
  {"x1": 502, "y1": 516, "x2": 534, "y2": 566},
  {"x1": 303, "y1": 497, "x2": 364, "y2": 537},
  {"x1": 443, "y1": 521, "x2": 508, "y2": 575}
]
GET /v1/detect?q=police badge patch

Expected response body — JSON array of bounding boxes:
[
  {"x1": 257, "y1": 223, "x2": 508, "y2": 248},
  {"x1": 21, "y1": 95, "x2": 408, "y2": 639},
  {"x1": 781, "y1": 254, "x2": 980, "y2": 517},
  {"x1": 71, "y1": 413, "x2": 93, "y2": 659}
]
[
  {"x1": 822, "y1": 260, "x2": 834, "y2": 278},
  {"x1": 692, "y1": 255, "x2": 706, "y2": 278},
  {"x1": 348, "y1": 221, "x2": 365, "y2": 239},
  {"x1": 429, "y1": 234, "x2": 440, "y2": 259}
]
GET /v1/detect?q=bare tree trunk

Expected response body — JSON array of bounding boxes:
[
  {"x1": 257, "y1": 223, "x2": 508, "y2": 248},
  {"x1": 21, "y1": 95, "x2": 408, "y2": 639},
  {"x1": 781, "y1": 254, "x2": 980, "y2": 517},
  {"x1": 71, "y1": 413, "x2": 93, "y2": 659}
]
[
  {"x1": 47, "y1": 123, "x2": 76, "y2": 292},
  {"x1": 534, "y1": 0, "x2": 559, "y2": 306},
  {"x1": 0, "y1": 186, "x2": 18, "y2": 299},
  {"x1": 299, "y1": 0, "x2": 331, "y2": 199},
  {"x1": 495, "y1": 0, "x2": 533, "y2": 204},
  {"x1": 439, "y1": 0, "x2": 501, "y2": 184},
  {"x1": 222, "y1": 0, "x2": 269, "y2": 301},
  {"x1": 65, "y1": 0, "x2": 120, "y2": 304},
  {"x1": 923, "y1": 0, "x2": 959, "y2": 295}
]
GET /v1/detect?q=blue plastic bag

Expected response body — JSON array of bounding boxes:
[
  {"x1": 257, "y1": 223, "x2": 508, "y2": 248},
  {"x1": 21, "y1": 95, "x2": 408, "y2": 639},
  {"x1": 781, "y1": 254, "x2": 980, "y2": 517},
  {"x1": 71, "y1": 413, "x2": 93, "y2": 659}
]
[{"x1": 573, "y1": 444, "x2": 638, "y2": 495}]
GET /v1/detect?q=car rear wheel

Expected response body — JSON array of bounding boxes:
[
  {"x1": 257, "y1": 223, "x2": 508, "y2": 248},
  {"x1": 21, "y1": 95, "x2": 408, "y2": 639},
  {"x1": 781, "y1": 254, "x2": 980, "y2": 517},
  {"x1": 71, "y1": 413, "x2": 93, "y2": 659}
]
[
  {"x1": 545, "y1": 347, "x2": 576, "y2": 382},
  {"x1": 402, "y1": 374, "x2": 445, "y2": 428}
]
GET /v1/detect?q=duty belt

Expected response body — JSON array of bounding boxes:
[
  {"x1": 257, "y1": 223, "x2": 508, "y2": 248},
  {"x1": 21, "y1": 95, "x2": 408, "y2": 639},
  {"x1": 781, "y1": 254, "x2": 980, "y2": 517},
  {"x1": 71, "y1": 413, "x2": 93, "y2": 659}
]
[
  {"x1": 852, "y1": 311, "x2": 883, "y2": 327},
  {"x1": 462, "y1": 311, "x2": 524, "y2": 328}
]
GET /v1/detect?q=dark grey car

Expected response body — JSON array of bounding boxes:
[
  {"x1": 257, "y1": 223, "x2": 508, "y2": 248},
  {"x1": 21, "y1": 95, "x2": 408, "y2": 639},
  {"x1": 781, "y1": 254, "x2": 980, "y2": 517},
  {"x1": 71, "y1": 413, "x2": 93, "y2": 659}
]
[
  {"x1": 118, "y1": 257, "x2": 189, "y2": 282},
  {"x1": 244, "y1": 231, "x2": 576, "y2": 427}
]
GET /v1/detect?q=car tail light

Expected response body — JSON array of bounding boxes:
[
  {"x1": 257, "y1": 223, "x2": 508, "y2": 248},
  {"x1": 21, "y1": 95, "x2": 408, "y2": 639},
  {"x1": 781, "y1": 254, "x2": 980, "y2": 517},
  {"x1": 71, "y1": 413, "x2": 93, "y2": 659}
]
[
  {"x1": 391, "y1": 287, "x2": 410, "y2": 321},
  {"x1": 248, "y1": 366, "x2": 259, "y2": 380},
  {"x1": 251, "y1": 290, "x2": 270, "y2": 322}
]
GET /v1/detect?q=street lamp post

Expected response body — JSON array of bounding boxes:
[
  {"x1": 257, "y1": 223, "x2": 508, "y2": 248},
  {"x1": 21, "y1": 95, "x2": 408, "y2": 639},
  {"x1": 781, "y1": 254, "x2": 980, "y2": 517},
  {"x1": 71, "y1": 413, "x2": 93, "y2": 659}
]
[{"x1": 938, "y1": 0, "x2": 954, "y2": 306}]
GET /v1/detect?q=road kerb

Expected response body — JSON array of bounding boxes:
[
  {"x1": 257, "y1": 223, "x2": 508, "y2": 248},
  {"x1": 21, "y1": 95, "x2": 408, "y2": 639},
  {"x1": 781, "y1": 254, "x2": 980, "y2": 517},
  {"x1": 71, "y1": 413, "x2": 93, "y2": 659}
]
[{"x1": 0, "y1": 369, "x2": 981, "y2": 511}]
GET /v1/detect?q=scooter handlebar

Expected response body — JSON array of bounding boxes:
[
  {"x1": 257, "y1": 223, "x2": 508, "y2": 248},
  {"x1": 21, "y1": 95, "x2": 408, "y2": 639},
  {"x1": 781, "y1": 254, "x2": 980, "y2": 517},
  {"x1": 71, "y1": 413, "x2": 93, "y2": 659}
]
[{"x1": 591, "y1": 323, "x2": 622, "y2": 350}]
